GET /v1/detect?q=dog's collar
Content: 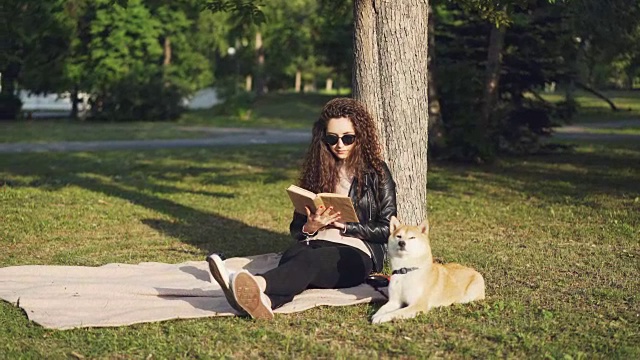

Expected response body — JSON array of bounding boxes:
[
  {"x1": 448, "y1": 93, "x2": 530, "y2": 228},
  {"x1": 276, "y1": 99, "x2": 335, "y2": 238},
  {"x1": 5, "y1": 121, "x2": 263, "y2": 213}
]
[{"x1": 391, "y1": 267, "x2": 419, "y2": 275}]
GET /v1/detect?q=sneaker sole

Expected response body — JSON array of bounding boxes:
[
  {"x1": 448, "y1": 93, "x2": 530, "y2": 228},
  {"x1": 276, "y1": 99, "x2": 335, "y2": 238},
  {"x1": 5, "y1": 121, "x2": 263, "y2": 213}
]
[
  {"x1": 206, "y1": 255, "x2": 242, "y2": 312},
  {"x1": 232, "y1": 272, "x2": 274, "y2": 320}
]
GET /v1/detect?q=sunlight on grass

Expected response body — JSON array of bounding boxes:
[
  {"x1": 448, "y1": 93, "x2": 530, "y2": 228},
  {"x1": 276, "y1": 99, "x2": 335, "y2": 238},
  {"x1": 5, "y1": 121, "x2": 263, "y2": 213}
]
[
  {"x1": 0, "y1": 93, "x2": 334, "y2": 143},
  {"x1": 1, "y1": 142, "x2": 638, "y2": 358},
  {"x1": 540, "y1": 90, "x2": 640, "y2": 123}
]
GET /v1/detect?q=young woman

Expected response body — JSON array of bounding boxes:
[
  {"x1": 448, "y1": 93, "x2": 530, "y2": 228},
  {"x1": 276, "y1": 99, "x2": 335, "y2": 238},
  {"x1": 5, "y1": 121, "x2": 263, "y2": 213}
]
[{"x1": 208, "y1": 98, "x2": 397, "y2": 319}]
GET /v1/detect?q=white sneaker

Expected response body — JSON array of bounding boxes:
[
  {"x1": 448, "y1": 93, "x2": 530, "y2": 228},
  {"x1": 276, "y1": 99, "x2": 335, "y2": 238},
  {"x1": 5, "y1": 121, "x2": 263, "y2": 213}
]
[
  {"x1": 206, "y1": 254, "x2": 242, "y2": 312},
  {"x1": 231, "y1": 270, "x2": 274, "y2": 320}
]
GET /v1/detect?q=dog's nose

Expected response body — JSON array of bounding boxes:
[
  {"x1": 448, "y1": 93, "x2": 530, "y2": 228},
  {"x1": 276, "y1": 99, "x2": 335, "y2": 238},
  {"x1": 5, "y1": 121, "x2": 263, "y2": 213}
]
[{"x1": 397, "y1": 240, "x2": 406, "y2": 248}]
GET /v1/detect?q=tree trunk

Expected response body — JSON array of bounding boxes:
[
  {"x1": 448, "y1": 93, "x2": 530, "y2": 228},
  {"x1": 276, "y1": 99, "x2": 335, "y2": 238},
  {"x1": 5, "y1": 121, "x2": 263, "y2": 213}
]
[
  {"x1": 71, "y1": 83, "x2": 79, "y2": 120},
  {"x1": 163, "y1": 37, "x2": 172, "y2": 66},
  {"x1": 295, "y1": 70, "x2": 302, "y2": 93},
  {"x1": 326, "y1": 78, "x2": 333, "y2": 92},
  {"x1": 0, "y1": 64, "x2": 19, "y2": 95},
  {"x1": 575, "y1": 81, "x2": 620, "y2": 111},
  {"x1": 481, "y1": 23, "x2": 506, "y2": 131},
  {"x1": 245, "y1": 75, "x2": 252, "y2": 92},
  {"x1": 427, "y1": 4, "x2": 445, "y2": 154},
  {"x1": 254, "y1": 32, "x2": 265, "y2": 96},
  {"x1": 353, "y1": 0, "x2": 430, "y2": 225}
]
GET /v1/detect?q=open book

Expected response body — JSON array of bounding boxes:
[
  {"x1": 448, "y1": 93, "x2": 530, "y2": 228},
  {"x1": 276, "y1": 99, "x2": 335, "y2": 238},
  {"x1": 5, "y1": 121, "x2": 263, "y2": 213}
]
[{"x1": 286, "y1": 185, "x2": 360, "y2": 223}]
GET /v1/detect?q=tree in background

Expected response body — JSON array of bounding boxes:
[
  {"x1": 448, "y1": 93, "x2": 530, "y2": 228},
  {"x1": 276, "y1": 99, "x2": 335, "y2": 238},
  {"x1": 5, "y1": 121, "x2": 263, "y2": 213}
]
[
  {"x1": 83, "y1": 0, "x2": 217, "y2": 121},
  {"x1": 0, "y1": 0, "x2": 72, "y2": 119},
  {"x1": 569, "y1": 0, "x2": 640, "y2": 90},
  {"x1": 312, "y1": 0, "x2": 353, "y2": 92},
  {"x1": 2, "y1": 0, "x2": 222, "y2": 121},
  {"x1": 432, "y1": 0, "x2": 581, "y2": 161},
  {"x1": 261, "y1": 0, "x2": 319, "y2": 92}
]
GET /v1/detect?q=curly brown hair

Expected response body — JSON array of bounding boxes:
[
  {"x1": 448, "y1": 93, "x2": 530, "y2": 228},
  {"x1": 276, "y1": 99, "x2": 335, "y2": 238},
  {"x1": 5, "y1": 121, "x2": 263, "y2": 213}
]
[{"x1": 299, "y1": 98, "x2": 385, "y2": 195}]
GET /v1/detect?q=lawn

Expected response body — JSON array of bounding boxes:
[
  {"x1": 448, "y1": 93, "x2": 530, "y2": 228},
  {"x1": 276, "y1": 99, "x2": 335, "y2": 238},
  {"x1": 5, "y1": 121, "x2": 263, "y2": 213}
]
[
  {"x1": 3, "y1": 90, "x2": 638, "y2": 144},
  {"x1": 0, "y1": 93, "x2": 334, "y2": 144},
  {"x1": 1, "y1": 138, "x2": 638, "y2": 358},
  {"x1": 540, "y1": 89, "x2": 640, "y2": 124}
]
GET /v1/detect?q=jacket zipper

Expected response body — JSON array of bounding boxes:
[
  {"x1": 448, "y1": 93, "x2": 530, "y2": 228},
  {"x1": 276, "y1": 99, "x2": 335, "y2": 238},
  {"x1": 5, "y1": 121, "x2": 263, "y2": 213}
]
[{"x1": 368, "y1": 176, "x2": 372, "y2": 221}]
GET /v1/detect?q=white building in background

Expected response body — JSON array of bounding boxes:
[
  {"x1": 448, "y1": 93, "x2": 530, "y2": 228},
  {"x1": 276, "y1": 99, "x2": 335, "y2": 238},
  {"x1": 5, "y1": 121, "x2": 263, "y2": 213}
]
[
  {"x1": 17, "y1": 87, "x2": 218, "y2": 114},
  {"x1": 182, "y1": 87, "x2": 220, "y2": 109},
  {"x1": 19, "y1": 91, "x2": 91, "y2": 113}
]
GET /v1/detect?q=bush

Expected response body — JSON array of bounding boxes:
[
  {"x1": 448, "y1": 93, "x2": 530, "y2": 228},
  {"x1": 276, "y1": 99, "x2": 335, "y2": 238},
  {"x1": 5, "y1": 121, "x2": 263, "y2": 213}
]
[
  {"x1": 210, "y1": 78, "x2": 255, "y2": 120},
  {"x1": 0, "y1": 93, "x2": 23, "y2": 120},
  {"x1": 88, "y1": 75, "x2": 186, "y2": 122}
]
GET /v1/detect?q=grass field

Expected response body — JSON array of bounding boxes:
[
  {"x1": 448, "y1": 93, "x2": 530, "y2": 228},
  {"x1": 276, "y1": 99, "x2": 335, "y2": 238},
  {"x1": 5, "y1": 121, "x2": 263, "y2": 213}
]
[
  {"x1": 2, "y1": 90, "x2": 638, "y2": 144},
  {"x1": 0, "y1": 93, "x2": 334, "y2": 144},
  {"x1": 1, "y1": 138, "x2": 639, "y2": 358},
  {"x1": 1, "y1": 92, "x2": 639, "y2": 358},
  {"x1": 540, "y1": 90, "x2": 640, "y2": 124}
]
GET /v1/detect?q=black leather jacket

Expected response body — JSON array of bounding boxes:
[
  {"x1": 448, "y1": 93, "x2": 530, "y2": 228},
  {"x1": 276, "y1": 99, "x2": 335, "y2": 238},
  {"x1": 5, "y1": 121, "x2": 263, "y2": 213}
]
[{"x1": 289, "y1": 162, "x2": 397, "y2": 273}]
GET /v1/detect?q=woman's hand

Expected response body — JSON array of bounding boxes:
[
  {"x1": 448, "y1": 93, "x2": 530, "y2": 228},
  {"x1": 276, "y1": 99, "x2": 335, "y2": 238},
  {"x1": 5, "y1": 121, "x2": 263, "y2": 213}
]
[
  {"x1": 332, "y1": 221, "x2": 346, "y2": 231},
  {"x1": 303, "y1": 206, "x2": 341, "y2": 234}
]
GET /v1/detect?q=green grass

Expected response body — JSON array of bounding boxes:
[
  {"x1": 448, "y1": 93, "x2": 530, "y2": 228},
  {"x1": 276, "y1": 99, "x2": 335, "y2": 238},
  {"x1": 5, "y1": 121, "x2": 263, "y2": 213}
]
[
  {"x1": 0, "y1": 93, "x2": 335, "y2": 144},
  {"x1": 540, "y1": 90, "x2": 640, "y2": 123},
  {"x1": 180, "y1": 92, "x2": 334, "y2": 129},
  {"x1": 1, "y1": 140, "x2": 639, "y2": 358},
  {"x1": 3, "y1": 90, "x2": 639, "y2": 144},
  {"x1": 0, "y1": 121, "x2": 216, "y2": 143}
]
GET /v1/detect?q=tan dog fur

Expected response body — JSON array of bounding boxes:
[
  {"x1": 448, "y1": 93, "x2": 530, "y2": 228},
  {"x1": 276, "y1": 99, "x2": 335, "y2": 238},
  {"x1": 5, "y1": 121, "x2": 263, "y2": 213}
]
[{"x1": 371, "y1": 216, "x2": 485, "y2": 324}]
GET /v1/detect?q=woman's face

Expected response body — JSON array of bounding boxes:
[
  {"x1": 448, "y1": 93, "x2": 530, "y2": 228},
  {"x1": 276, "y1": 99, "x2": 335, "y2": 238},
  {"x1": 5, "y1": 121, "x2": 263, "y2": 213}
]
[{"x1": 325, "y1": 117, "x2": 356, "y2": 160}]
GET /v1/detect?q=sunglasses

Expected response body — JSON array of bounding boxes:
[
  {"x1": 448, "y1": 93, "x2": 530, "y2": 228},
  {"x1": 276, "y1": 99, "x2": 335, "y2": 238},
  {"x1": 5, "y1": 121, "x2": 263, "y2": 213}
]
[{"x1": 323, "y1": 134, "x2": 356, "y2": 146}]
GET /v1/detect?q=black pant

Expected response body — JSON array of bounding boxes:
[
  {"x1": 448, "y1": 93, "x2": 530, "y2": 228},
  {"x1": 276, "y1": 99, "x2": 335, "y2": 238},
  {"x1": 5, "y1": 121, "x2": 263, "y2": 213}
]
[{"x1": 261, "y1": 240, "x2": 373, "y2": 309}]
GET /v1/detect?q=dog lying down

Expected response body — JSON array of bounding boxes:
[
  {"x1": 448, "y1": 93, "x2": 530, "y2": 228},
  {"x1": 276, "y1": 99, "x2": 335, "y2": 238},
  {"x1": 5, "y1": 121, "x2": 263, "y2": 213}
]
[{"x1": 372, "y1": 216, "x2": 485, "y2": 324}]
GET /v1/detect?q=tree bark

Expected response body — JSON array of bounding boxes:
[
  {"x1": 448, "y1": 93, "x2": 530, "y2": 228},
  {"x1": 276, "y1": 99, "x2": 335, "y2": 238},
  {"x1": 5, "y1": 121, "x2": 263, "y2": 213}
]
[
  {"x1": 255, "y1": 32, "x2": 265, "y2": 96},
  {"x1": 353, "y1": 0, "x2": 430, "y2": 225},
  {"x1": 353, "y1": 0, "x2": 385, "y2": 155},
  {"x1": 163, "y1": 37, "x2": 172, "y2": 66},
  {"x1": 245, "y1": 75, "x2": 252, "y2": 92},
  {"x1": 71, "y1": 83, "x2": 79, "y2": 120},
  {"x1": 0, "y1": 63, "x2": 19, "y2": 95},
  {"x1": 295, "y1": 70, "x2": 302, "y2": 93},
  {"x1": 481, "y1": 23, "x2": 506, "y2": 130}
]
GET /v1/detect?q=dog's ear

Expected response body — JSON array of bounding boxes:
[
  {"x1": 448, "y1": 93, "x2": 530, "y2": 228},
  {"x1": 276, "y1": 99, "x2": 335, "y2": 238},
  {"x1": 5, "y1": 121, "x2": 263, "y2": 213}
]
[
  {"x1": 389, "y1": 216, "x2": 400, "y2": 233},
  {"x1": 418, "y1": 218, "x2": 429, "y2": 235}
]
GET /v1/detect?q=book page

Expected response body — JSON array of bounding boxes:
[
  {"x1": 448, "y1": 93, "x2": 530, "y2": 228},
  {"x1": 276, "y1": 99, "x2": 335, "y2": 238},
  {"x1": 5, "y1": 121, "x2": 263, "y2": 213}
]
[{"x1": 286, "y1": 185, "x2": 318, "y2": 215}]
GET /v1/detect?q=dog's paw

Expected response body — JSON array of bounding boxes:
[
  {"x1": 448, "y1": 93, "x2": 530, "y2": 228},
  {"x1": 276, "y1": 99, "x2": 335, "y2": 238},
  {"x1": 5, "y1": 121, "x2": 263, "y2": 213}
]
[{"x1": 371, "y1": 313, "x2": 393, "y2": 324}]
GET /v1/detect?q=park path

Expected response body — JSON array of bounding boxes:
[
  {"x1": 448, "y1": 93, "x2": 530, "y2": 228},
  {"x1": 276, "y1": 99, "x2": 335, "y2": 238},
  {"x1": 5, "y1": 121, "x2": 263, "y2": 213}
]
[
  {"x1": 0, "y1": 120, "x2": 638, "y2": 154},
  {"x1": 552, "y1": 119, "x2": 640, "y2": 141},
  {"x1": 0, "y1": 128, "x2": 310, "y2": 154}
]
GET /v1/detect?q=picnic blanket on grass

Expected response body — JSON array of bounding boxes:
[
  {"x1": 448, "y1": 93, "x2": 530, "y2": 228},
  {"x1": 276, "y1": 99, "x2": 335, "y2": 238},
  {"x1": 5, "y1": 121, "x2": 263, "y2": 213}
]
[{"x1": 0, "y1": 253, "x2": 387, "y2": 330}]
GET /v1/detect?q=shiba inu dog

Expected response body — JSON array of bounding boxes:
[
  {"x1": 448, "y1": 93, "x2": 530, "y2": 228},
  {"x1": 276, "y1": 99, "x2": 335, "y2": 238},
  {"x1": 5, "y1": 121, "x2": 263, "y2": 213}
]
[{"x1": 371, "y1": 216, "x2": 485, "y2": 324}]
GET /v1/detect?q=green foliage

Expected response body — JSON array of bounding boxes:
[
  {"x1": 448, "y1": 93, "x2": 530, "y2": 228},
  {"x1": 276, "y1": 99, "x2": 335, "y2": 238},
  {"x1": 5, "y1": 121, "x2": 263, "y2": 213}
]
[
  {"x1": 0, "y1": 0, "x2": 73, "y2": 99},
  {"x1": 76, "y1": 0, "x2": 217, "y2": 121},
  {"x1": 87, "y1": 0, "x2": 162, "y2": 88},
  {"x1": 262, "y1": 0, "x2": 318, "y2": 89},
  {"x1": 435, "y1": 0, "x2": 576, "y2": 161},
  {"x1": 568, "y1": 0, "x2": 640, "y2": 88},
  {"x1": 210, "y1": 77, "x2": 256, "y2": 118},
  {"x1": 205, "y1": 0, "x2": 266, "y2": 27}
]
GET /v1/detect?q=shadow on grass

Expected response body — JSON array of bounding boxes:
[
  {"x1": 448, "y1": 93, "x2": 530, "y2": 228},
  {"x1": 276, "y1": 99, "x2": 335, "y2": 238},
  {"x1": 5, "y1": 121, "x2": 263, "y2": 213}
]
[
  {"x1": 0, "y1": 145, "x2": 304, "y2": 257},
  {"x1": 1, "y1": 141, "x2": 638, "y2": 257},
  {"x1": 430, "y1": 141, "x2": 640, "y2": 207}
]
